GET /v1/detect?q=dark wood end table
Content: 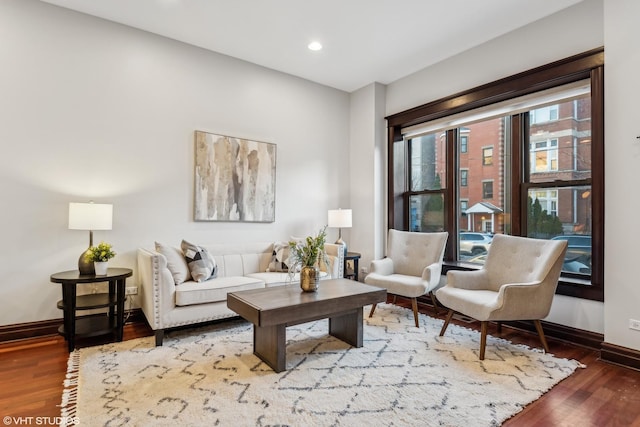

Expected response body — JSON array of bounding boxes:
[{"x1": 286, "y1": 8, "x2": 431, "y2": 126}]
[
  {"x1": 50, "y1": 268, "x2": 132, "y2": 352},
  {"x1": 344, "y1": 252, "x2": 361, "y2": 281},
  {"x1": 227, "y1": 278, "x2": 386, "y2": 372}
]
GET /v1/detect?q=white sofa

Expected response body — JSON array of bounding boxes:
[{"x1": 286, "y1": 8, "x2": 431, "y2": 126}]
[{"x1": 137, "y1": 242, "x2": 344, "y2": 345}]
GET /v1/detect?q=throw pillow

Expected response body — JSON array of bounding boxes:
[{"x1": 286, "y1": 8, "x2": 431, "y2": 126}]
[
  {"x1": 268, "y1": 241, "x2": 291, "y2": 272},
  {"x1": 180, "y1": 240, "x2": 217, "y2": 282},
  {"x1": 155, "y1": 242, "x2": 191, "y2": 285}
]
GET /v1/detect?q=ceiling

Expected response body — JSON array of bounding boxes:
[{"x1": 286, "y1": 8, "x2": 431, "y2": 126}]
[{"x1": 40, "y1": 0, "x2": 584, "y2": 92}]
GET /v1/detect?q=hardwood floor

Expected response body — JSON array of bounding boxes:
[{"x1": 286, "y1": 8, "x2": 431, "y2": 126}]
[{"x1": 1, "y1": 304, "x2": 639, "y2": 426}]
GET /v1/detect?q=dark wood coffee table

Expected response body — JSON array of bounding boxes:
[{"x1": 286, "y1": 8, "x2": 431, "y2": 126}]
[{"x1": 227, "y1": 278, "x2": 386, "y2": 372}]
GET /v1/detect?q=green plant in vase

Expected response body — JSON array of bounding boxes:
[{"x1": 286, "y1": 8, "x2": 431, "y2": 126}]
[
  {"x1": 85, "y1": 242, "x2": 116, "y2": 275},
  {"x1": 288, "y1": 226, "x2": 330, "y2": 292}
]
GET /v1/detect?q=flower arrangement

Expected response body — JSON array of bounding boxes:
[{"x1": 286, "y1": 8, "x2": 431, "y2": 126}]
[
  {"x1": 287, "y1": 226, "x2": 330, "y2": 270},
  {"x1": 85, "y1": 242, "x2": 116, "y2": 262}
]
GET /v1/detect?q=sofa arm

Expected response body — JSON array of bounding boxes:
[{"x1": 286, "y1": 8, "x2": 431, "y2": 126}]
[
  {"x1": 323, "y1": 243, "x2": 344, "y2": 279},
  {"x1": 137, "y1": 248, "x2": 177, "y2": 330}
]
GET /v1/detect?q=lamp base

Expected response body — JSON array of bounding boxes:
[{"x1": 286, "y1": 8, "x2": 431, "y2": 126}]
[
  {"x1": 78, "y1": 248, "x2": 95, "y2": 275},
  {"x1": 335, "y1": 238, "x2": 348, "y2": 257}
]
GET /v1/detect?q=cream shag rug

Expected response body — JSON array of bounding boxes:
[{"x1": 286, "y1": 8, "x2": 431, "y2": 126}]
[{"x1": 60, "y1": 304, "x2": 582, "y2": 427}]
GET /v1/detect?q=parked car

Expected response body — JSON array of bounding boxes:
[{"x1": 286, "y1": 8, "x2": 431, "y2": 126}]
[
  {"x1": 550, "y1": 234, "x2": 592, "y2": 268},
  {"x1": 467, "y1": 252, "x2": 591, "y2": 274},
  {"x1": 459, "y1": 232, "x2": 493, "y2": 255},
  {"x1": 562, "y1": 259, "x2": 591, "y2": 274}
]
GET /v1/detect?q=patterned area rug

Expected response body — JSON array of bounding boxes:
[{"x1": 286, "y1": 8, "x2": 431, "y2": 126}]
[{"x1": 61, "y1": 304, "x2": 582, "y2": 426}]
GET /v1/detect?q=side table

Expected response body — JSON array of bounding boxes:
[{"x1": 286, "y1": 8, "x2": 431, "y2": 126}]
[
  {"x1": 344, "y1": 252, "x2": 361, "y2": 281},
  {"x1": 50, "y1": 268, "x2": 132, "y2": 352}
]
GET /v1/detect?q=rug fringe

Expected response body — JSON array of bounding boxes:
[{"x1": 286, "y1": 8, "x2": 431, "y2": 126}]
[{"x1": 59, "y1": 350, "x2": 80, "y2": 426}]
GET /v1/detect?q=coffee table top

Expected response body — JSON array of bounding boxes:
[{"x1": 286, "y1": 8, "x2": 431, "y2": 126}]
[{"x1": 227, "y1": 278, "x2": 386, "y2": 327}]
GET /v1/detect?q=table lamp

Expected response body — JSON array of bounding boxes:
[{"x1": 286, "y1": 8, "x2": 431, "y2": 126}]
[
  {"x1": 69, "y1": 202, "x2": 113, "y2": 275},
  {"x1": 328, "y1": 208, "x2": 352, "y2": 256}
]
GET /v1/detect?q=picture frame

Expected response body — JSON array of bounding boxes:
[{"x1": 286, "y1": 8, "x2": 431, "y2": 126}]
[{"x1": 194, "y1": 130, "x2": 276, "y2": 222}]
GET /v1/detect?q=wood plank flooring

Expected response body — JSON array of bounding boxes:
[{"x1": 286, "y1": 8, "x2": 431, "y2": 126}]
[{"x1": 1, "y1": 303, "x2": 639, "y2": 426}]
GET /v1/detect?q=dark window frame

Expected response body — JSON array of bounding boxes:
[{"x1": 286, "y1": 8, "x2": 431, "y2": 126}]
[{"x1": 385, "y1": 48, "x2": 604, "y2": 301}]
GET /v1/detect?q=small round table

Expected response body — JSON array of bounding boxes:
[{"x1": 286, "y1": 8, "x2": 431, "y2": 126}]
[{"x1": 50, "y1": 268, "x2": 132, "y2": 352}]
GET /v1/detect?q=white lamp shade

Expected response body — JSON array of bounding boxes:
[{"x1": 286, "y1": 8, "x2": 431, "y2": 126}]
[
  {"x1": 328, "y1": 209, "x2": 352, "y2": 228},
  {"x1": 68, "y1": 202, "x2": 113, "y2": 230}
]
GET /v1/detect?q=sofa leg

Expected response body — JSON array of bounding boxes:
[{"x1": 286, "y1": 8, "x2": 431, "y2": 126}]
[{"x1": 155, "y1": 329, "x2": 164, "y2": 346}]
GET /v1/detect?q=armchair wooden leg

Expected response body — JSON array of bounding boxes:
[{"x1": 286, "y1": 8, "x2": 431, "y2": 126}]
[
  {"x1": 439, "y1": 310, "x2": 454, "y2": 336},
  {"x1": 534, "y1": 320, "x2": 550, "y2": 353},
  {"x1": 392, "y1": 295, "x2": 397, "y2": 304},
  {"x1": 429, "y1": 291, "x2": 440, "y2": 316},
  {"x1": 496, "y1": 321, "x2": 502, "y2": 333},
  {"x1": 411, "y1": 298, "x2": 419, "y2": 327},
  {"x1": 479, "y1": 321, "x2": 488, "y2": 360},
  {"x1": 369, "y1": 303, "x2": 377, "y2": 318}
]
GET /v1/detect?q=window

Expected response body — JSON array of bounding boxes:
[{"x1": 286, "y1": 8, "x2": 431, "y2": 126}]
[
  {"x1": 482, "y1": 181, "x2": 493, "y2": 199},
  {"x1": 406, "y1": 132, "x2": 446, "y2": 232},
  {"x1": 526, "y1": 94, "x2": 592, "y2": 276},
  {"x1": 531, "y1": 105, "x2": 559, "y2": 124},
  {"x1": 529, "y1": 189, "x2": 558, "y2": 217},
  {"x1": 482, "y1": 147, "x2": 493, "y2": 166},
  {"x1": 530, "y1": 139, "x2": 558, "y2": 172},
  {"x1": 386, "y1": 48, "x2": 603, "y2": 301},
  {"x1": 460, "y1": 135, "x2": 468, "y2": 153}
]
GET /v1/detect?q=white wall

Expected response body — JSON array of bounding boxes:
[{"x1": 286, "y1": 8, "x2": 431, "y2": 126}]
[
  {"x1": 0, "y1": 0, "x2": 350, "y2": 325},
  {"x1": 387, "y1": 0, "x2": 603, "y2": 116},
  {"x1": 382, "y1": 0, "x2": 606, "y2": 334},
  {"x1": 349, "y1": 83, "x2": 386, "y2": 275},
  {"x1": 603, "y1": 0, "x2": 640, "y2": 350}
]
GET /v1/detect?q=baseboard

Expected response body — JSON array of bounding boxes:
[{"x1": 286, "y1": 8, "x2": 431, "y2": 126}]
[
  {"x1": 0, "y1": 308, "x2": 146, "y2": 343},
  {"x1": 502, "y1": 319, "x2": 604, "y2": 350},
  {"x1": 600, "y1": 342, "x2": 640, "y2": 371}
]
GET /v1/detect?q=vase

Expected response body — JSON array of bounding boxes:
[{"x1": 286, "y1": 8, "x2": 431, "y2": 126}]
[
  {"x1": 94, "y1": 261, "x2": 108, "y2": 276},
  {"x1": 299, "y1": 266, "x2": 319, "y2": 292}
]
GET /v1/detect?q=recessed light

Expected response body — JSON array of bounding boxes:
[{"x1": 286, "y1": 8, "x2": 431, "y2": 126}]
[{"x1": 308, "y1": 41, "x2": 322, "y2": 51}]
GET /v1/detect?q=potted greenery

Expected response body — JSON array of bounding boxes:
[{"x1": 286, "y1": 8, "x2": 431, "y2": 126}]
[
  {"x1": 86, "y1": 242, "x2": 116, "y2": 275},
  {"x1": 288, "y1": 226, "x2": 331, "y2": 292}
]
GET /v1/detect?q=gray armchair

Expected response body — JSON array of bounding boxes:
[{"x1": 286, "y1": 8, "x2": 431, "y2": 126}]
[
  {"x1": 435, "y1": 234, "x2": 568, "y2": 360},
  {"x1": 365, "y1": 229, "x2": 448, "y2": 327}
]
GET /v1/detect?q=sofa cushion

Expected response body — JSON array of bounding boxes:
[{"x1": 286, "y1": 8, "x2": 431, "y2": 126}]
[
  {"x1": 181, "y1": 240, "x2": 217, "y2": 282},
  {"x1": 155, "y1": 242, "x2": 190, "y2": 285},
  {"x1": 175, "y1": 276, "x2": 265, "y2": 306}
]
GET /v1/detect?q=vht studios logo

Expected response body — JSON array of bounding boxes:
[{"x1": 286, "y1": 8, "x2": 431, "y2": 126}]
[{"x1": 3, "y1": 417, "x2": 79, "y2": 426}]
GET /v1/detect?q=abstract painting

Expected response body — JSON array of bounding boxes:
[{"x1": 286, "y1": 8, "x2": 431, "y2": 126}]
[{"x1": 194, "y1": 131, "x2": 276, "y2": 222}]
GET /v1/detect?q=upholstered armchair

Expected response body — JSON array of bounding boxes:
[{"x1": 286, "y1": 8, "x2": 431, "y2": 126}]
[
  {"x1": 436, "y1": 234, "x2": 568, "y2": 360},
  {"x1": 365, "y1": 229, "x2": 448, "y2": 327}
]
